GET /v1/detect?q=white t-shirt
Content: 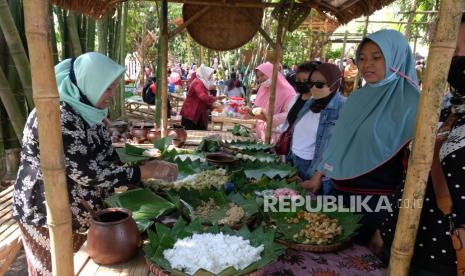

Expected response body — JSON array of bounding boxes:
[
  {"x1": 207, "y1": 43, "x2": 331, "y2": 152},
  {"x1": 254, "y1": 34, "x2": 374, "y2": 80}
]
[{"x1": 291, "y1": 110, "x2": 320, "y2": 160}]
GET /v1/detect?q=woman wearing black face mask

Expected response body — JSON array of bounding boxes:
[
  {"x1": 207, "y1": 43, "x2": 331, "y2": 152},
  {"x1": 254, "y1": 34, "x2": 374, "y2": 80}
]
[{"x1": 282, "y1": 62, "x2": 345, "y2": 195}]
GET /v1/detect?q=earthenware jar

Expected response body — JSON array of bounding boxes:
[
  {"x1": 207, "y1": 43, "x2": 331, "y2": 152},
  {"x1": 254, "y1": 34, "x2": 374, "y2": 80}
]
[
  {"x1": 168, "y1": 124, "x2": 187, "y2": 147},
  {"x1": 88, "y1": 208, "x2": 141, "y2": 265},
  {"x1": 130, "y1": 122, "x2": 147, "y2": 143},
  {"x1": 146, "y1": 123, "x2": 161, "y2": 143}
]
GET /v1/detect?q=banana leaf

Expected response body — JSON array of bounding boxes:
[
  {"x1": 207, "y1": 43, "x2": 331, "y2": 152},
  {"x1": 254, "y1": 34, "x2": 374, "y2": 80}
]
[
  {"x1": 105, "y1": 188, "x2": 176, "y2": 222},
  {"x1": 224, "y1": 141, "x2": 273, "y2": 152},
  {"x1": 244, "y1": 163, "x2": 297, "y2": 180},
  {"x1": 168, "y1": 189, "x2": 259, "y2": 226},
  {"x1": 154, "y1": 136, "x2": 173, "y2": 152},
  {"x1": 269, "y1": 206, "x2": 362, "y2": 245},
  {"x1": 144, "y1": 219, "x2": 285, "y2": 276},
  {"x1": 115, "y1": 143, "x2": 151, "y2": 164}
]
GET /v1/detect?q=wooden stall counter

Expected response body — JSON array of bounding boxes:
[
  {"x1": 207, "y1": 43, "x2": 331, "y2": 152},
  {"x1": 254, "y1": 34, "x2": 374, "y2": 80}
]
[
  {"x1": 210, "y1": 116, "x2": 256, "y2": 131},
  {"x1": 74, "y1": 242, "x2": 149, "y2": 276}
]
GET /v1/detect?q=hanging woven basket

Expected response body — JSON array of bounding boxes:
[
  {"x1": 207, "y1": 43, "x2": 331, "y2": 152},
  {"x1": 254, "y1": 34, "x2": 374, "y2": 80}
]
[
  {"x1": 183, "y1": 0, "x2": 264, "y2": 51},
  {"x1": 50, "y1": 0, "x2": 125, "y2": 18}
]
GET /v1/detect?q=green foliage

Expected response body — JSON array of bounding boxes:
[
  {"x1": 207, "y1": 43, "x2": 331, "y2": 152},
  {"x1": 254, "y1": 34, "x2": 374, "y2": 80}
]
[{"x1": 325, "y1": 47, "x2": 342, "y2": 61}]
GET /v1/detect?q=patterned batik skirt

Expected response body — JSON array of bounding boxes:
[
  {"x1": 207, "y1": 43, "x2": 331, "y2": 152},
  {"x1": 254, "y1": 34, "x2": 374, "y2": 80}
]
[{"x1": 19, "y1": 223, "x2": 87, "y2": 276}]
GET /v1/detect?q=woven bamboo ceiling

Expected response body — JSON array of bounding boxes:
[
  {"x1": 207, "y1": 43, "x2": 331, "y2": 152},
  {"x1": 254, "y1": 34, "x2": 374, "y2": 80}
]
[{"x1": 51, "y1": 0, "x2": 395, "y2": 24}]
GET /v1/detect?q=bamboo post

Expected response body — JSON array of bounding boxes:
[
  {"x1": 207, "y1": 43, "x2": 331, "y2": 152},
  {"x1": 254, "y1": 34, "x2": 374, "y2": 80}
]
[
  {"x1": 352, "y1": 15, "x2": 369, "y2": 92},
  {"x1": 119, "y1": 2, "x2": 128, "y2": 117},
  {"x1": 48, "y1": 5, "x2": 59, "y2": 64},
  {"x1": 160, "y1": 0, "x2": 169, "y2": 137},
  {"x1": 0, "y1": 108, "x2": 4, "y2": 178},
  {"x1": 0, "y1": 67, "x2": 25, "y2": 140},
  {"x1": 0, "y1": 0, "x2": 34, "y2": 109},
  {"x1": 340, "y1": 30, "x2": 348, "y2": 69},
  {"x1": 388, "y1": 1, "x2": 463, "y2": 275},
  {"x1": 264, "y1": 20, "x2": 284, "y2": 144},
  {"x1": 66, "y1": 11, "x2": 83, "y2": 56},
  {"x1": 24, "y1": 0, "x2": 74, "y2": 275},
  {"x1": 86, "y1": 17, "x2": 96, "y2": 52}
]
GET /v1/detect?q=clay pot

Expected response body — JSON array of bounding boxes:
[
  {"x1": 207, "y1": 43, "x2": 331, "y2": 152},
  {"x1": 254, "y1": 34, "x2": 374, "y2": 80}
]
[
  {"x1": 88, "y1": 208, "x2": 141, "y2": 265},
  {"x1": 168, "y1": 125, "x2": 187, "y2": 147},
  {"x1": 147, "y1": 124, "x2": 161, "y2": 143},
  {"x1": 131, "y1": 125, "x2": 147, "y2": 144}
]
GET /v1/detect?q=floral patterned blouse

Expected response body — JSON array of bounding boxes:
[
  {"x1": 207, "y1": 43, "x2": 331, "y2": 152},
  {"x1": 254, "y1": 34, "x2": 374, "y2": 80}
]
[{"x1": 13, "y1": 102, "x2": 140, "y2": 232}]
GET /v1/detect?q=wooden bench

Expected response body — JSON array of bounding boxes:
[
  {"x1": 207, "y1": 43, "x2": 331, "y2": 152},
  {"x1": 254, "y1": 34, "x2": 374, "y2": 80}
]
[{"x1": 0, "y1": 185, "x2": 22, "y2": 275}]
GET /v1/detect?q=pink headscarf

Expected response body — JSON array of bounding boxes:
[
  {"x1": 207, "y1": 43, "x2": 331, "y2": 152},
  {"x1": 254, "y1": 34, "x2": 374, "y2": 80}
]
[
  {"x1": 255, "y1": 62, "x2": 295, "y2": 114},
  {"x1": 254, "y1": 62, "x2": 296, "y2": 143}
]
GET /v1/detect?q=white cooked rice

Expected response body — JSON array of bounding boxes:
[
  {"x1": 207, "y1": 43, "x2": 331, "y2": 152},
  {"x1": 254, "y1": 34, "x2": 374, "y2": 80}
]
[{"x1": 163, "y1": 233, "x2": 264, "y2": 275}]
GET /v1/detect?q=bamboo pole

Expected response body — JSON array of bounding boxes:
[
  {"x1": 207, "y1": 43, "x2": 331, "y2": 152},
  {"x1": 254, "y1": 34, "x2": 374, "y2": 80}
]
[
  {"x1": 119, "y1": 2, "x2": 128, "y2": 117},
  {"x1": 0, "y1": 67, "x2": 25, "y2": 140},
  {"x1": 388, "y1": 1, "x2": 463, "y2": 275},
  {"x1": 160, "y1": 0, "x2": 169, "y2": 137},
  {"x1": 54, "y1": 7, "x2": 67, "y2": 59},
  {"x1": 352, "y1": 15, "x2": 369, "y2": 93},
  {"x1": 0, "y1": 0, "x2": 34, "y2": 109},
  {"x1": 97, "y1": 14, "x2": 109, "y2": 55},
  {"x1": 24, "y1": 1, "x2": 74, "y2": 275},
  {"x1": 0, "y1": 106, "x2": 4, "y2": 178},
  {"x1": 264, "y1": 20, "x2": 284, "y2": 144},
  {"x1": 49, "y1": 4, "x2": 59, "y2": 64},
  {"x1": 86, "y1": 17, "x2": 96, "y2": 52},
  {"x1": 66, "y1": 11, "x2": 83, "y2": 56}
]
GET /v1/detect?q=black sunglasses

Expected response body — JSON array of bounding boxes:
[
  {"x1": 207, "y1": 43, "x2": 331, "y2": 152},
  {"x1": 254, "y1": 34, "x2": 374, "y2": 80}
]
[{"x1": 309, "y1": 81, "x2": 327, "y2": 89}]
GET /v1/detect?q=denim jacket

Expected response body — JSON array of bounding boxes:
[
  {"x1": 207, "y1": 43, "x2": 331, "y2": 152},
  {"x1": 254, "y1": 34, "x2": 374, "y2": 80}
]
[{"x1": 288, "y1": 92, "x2": 346, "y2": 179}]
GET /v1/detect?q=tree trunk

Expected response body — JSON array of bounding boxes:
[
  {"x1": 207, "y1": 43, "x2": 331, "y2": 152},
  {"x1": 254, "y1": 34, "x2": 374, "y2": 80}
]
[
  {"x1": 404, "y1": 0, "x2": 417, "y2": 40},
  {"x1": 66, "y1": 11, "x2": 82, "y2": 56},
  {"x1": 388, "y1": 0, "x2": 464, "y2": 274},
  {"x1": 24, "y1": 1, "x2": 74, "y2": 275},
  {"x1": 160, "y1": 0, "x2": 169, "y2": 137},
  {"x1": 0, "y1": 104, "x2": 5, "y2": 178},
  {"x1": 0, "y1": 0, "x2": 34, "y2": 109},
  {"x1": 0, "y1": 67, "x2": 25, "y2": 140}
]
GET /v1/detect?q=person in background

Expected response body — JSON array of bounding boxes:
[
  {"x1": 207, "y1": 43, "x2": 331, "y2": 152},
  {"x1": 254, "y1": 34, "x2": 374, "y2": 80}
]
[
  {"x1": 224, "y1": 72, "x2": 245, "y2": 98},
  {"x1": 142, "y1": 76, "x2": 157, "y2": 105},
  {"x1": 303, "y1": 30, "x2": 420, "y2": 244},
  {"x1": 376, "y1": 13, "x2": 465, "y2": 276},
  {"x1": 343, "y1": 58, "x2": 358, "y2": 96},
  {"x1": 13, "y1": 52, "x2": 178, "y2": 275},
  {"x1": 180, "y1": 64, "x2": 220, "y2": 130},
  {"x1": 253, "y1": 62, "x2": 296, "y2": 143}
]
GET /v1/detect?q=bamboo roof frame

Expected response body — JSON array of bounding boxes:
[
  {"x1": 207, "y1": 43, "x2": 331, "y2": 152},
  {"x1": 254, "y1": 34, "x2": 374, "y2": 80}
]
[{"x1": 23, "y1": 0, "x2": 465, "y2": 275}]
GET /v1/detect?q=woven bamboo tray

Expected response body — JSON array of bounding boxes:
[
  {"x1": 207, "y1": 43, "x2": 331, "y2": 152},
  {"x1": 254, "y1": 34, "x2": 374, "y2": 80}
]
[
  {"x1": 145, "y1": 258, "x2": 264, "y2": 276},
  {"x1": 183, "y1": 0, "x2": 263, "y2": 50},
  {"x1": 276, "y1": 236, "x2": 353, "y2": 253}
]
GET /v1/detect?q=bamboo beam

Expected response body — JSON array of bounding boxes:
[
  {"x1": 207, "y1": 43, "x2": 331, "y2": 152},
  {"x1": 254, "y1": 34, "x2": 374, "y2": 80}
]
[
  {"x1": 264, "y1": 20, "x2": 284, "y2": 144},
  {"x1": 0, "y1": 0, "x2": 34, "y2": 109},
  {"x1": 388, "y1": 1, "x2": 464, "y2": 275},
  {"x1": 352, "y1": 15, "x2": 369, "y2": 93},
  {"x1": 398, "y1": 11, "x2": 438, "y2": 14},
  {"x1": 151, "y1": 0, "x2": 315, "y2": 9},
  {"x1": 258, "y1": 27, "x2": 275, "y2": 50},
  {"x1": 168, "y1": 6, "x2": 210, "y2": 39},
  {"x1": 355, "y1": 20, "x2": 429, "y2": 25},
  {"x1": 160, "y1": 0, "x2": 169, "y2": 137},
  {"x1": 0, "y1": 68, "x2": 25, "y2": 141},
  {"x1": 24, "y1": 1, "x2": 74, "y2": 275}
]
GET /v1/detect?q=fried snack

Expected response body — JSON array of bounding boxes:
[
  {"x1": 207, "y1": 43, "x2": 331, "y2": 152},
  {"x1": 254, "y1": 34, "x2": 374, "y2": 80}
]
[{"x1": 286, "y1": 211, "x2": 342, "y2": 245}]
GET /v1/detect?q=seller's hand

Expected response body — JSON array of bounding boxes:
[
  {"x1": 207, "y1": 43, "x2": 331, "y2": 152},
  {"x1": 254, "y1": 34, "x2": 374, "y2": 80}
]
[
  {"x1": 368, "y1": 229, "x2": 384, "y2": 257},
  {"x1": 254, "y1": 111, "x2": 267, "y2": 121},
  {"x1": 299, "y1": 172, "x2": 323, "y2": 193},
  {"x1": 140, "y1": 160, "x2": 178, "y2": 181}
]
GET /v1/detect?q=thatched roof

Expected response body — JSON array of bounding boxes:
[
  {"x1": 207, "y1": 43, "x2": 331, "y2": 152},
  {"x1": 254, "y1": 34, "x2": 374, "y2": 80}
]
[{"x1": 52, "y1": 0, "x2": 396, "y2": 24}]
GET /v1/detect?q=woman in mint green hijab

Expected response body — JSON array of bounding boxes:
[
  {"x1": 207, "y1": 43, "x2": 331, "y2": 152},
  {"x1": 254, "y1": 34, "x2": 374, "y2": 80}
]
[
  {"x1": 13, "y1": 52, "x2": 178, "y2": 275},
  {"x1": 302, "y1": 30, "x2": 420, "y2": 244}
]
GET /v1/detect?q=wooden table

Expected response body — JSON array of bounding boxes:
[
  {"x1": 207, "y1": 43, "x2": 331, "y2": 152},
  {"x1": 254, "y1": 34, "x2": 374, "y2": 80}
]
[
  {"x1": 125, "y1": 96, "x2": 155, "y2": 118},
  {"x1": 210, "y1": 116, "x2": 256, "y2": 131},
  {"x1": 74, "y1": 242, "x2": 149, "y2": 276}
]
